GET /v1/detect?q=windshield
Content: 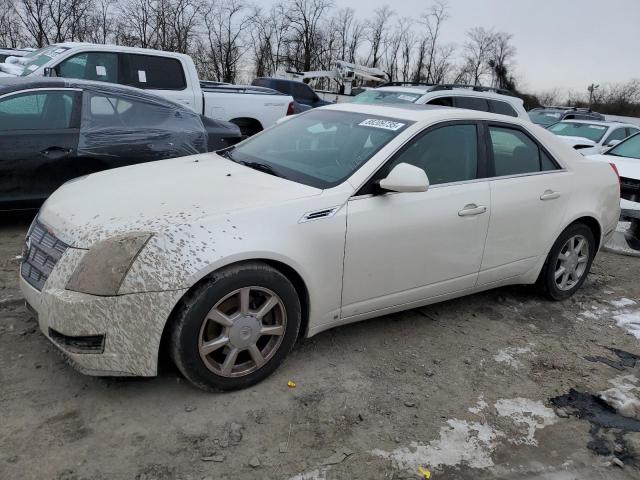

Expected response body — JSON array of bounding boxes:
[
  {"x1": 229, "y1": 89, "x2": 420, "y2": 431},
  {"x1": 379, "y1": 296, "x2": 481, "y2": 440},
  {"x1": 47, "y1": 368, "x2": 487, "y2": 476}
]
[
  {"x1": 547, "y1": 122, "x2": 608, "y2": 142},
  {"x1": 225, "y1": 109, "x2": 412, "y2": 188},
  {"x1": 19, "y1": 46, "x2": 70, "y2": 76},
  {"x1": 352, "y1": 89, "x2": 422, "y2": 105},
  {"x1": 607, "y1": 133, "x2": 640, "y2": 159},
  {"x1": 528, "y1": 111, "x2": 562, "y2": 126}
]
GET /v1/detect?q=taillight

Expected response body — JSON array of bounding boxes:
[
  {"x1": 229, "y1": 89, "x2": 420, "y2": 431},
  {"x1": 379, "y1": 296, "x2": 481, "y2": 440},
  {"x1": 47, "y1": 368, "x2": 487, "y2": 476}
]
[
  {"x1": 286, "y1": 101, "x2": 295, "y2": 116},
  {"x1": 609, "y1": 162, "x2": 621, "y2": 192}
]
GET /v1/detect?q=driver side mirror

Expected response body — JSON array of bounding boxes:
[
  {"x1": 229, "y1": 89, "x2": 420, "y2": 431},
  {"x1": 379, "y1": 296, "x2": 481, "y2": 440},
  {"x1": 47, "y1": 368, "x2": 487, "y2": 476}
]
[
  {"x1": 605, "y1": 139, "x2": 621, "y2": 148},
  {"x1": 378, "y1": 163, "x2": 429, "y2": 193},
  {"x1": 43, "y1": 67, "x2": 57, "y2": 77}
]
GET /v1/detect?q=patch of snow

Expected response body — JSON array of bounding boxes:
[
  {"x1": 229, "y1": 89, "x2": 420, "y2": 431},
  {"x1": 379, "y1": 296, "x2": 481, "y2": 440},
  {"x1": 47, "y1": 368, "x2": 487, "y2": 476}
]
[
  {"x1": 599, "y1": 375, "x2": 640, "y2": 420},
  {"x1": 578, "y1": 298, "x2": 640, "y2": 339},
  {"x1": 372, "y1": 419, "x2": 501, "y2": 470},
  {"x1": 493, "y1": 346, "x2": 533, "y2": 368},
  {"x1": 288, "y1": 468, "x2": 329, "y2": 480},
  {"x1": 609, "y1": 298, "x2": 637, "y2": 308},
  {"x1": 372, "y1": 395, "x2": 557, "y2": 473},
  {"x1": 494, "y1": 398, "x2": 557, "y2": 446},
  {"x1": 469, "y1": 396, "x2": 488, "y2": 415}
]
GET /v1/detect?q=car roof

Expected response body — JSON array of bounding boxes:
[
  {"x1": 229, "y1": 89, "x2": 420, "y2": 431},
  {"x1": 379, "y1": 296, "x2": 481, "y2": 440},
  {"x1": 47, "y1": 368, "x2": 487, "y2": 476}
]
[
  {"x1": 321, "y1": 102, "x2": 528, "y2": 124},
  {"x1": 554, "y1": 119, "x2": 636, "y2": 128},
  {"x1": 49, "y1": 42, "x2": 191, "y2": 59},
  {"x1": 373, "y1": 85, "x2": 521, "y2": 103},
  {"x1": 0, "y1": 76, "x2": 188, "y2": 109}
]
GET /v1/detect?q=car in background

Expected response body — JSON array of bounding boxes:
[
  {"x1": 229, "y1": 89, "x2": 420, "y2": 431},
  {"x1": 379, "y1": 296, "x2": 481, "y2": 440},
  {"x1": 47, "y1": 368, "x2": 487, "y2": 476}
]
[
  {"x1": 546, "y1": 120, "x2": 640, "y2": 155},
  {"x1": 0, "y1": 77, "x2": 241, "y2": 210},
  {"x1": 587, "y1": 132, "x2": 640, "y2": 251},
  {"x1": 351, "y1": 83, "x2": 529, "y2": 120},
  {"x1": 529, "y1": 106, "x2": 605, "y2": 127},
  {"x1": 1, "y1": 43, "x2": 294, "y2": 136},
  {"x1": 252, "y1": 77, "x2": 332, "y2": 109},
  {"x1": 21, "y1": 103, "x2": 619, "y2": 391},
  {"x1": 0, "y1": 48, "x2": 34, "y2": 63}
]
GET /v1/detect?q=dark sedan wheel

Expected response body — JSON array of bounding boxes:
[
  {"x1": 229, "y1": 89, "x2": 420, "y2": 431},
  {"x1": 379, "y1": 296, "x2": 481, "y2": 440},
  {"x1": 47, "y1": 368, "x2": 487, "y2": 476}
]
[
  {"x1": 539, "y1": 224, "x2": 596, "y2": 300},
  {"x1": 169, "y1": 262, "x2": 301, "y2": 391}
]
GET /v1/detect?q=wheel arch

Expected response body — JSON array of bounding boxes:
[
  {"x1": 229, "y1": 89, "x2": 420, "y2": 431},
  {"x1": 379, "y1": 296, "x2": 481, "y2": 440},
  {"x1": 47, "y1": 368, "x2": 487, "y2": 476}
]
[
  {"x1": 158, "y1": 257, "x2": 311, "y2": 363},
  {"x1": 564, "y1": 215, "x2": 602, "y2": 251},
  {"x1": 229, "y1": 117, "x2": 263, "y2": 137}
]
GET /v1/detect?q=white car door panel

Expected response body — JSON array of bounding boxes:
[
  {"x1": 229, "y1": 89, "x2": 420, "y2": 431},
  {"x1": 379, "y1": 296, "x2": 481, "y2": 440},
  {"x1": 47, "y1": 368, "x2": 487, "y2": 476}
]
[{"x1": 342, "y1": 183, "x2": 491, "y2": 317}]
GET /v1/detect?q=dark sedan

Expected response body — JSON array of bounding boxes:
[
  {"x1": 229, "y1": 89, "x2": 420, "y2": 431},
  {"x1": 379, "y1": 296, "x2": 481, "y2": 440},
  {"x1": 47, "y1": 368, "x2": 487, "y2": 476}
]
[{"x1": 0, "y1": 77, "x2": 241, "y2": 210}]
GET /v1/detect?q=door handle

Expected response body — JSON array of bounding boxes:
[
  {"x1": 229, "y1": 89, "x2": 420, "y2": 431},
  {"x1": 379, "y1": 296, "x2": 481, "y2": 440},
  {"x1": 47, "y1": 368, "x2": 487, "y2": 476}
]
[
  {"x1": 540, "y1": 190, "x2": 561, "y2": 201},
  {"x1": 41, "y1": 147, "x2": 72, "y2": 159},
  {"x1": 458, "y1": 204, "x2": 487, "y2": 216}
]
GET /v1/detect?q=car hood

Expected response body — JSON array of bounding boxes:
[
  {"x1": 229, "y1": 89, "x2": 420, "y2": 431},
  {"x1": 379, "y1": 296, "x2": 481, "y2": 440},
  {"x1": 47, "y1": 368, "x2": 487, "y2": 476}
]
[
  {"x1": 557, "y1": 136, "x2": 597, "y2": 148},
  {"x1": 39, "y1": 153, "x2": 321, "y2": 248},
  {"x1": 587, "y1": 153, "x2": 640, "y2": 180}
]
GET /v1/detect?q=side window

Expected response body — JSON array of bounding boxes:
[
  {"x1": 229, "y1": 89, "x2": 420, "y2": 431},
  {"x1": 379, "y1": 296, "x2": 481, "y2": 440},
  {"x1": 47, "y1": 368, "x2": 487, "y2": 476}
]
[
  {"x1": 58, "y1": 52, "x2": 119, "y2": 83},
  {"x1": 605, "y1": 128, "x2": 629, "y2": 144},
  {"x1": 627, "y1": 128, "x2": 640, "y2": 138},
  {"x1": 0, "y1": 90, "x2": 79, "y2": 130},
  {"x1": 426, "y1": 97, "x2": 453, "y2": 107},
  {"x1": 489, "y1": 126, "x2": 558, "y2": 176},
  {"x1": 454, "y1": 96, "x2": 489, "y2": 112},
  {"x1": 127, "y1": 54, "x2": 187, "y2": 90},
  {"x1": 488, "y1": 100, "x2": 518, "y2": 117},
  {"x1": 385, "y1": 124, "x2": 478, "y2": 185}
]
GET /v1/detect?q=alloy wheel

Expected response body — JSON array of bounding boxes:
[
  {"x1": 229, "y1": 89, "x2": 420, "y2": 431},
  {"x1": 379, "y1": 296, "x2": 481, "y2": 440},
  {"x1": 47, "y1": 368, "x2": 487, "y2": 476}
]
[
  {"x1": 198, "y1": 286, "x2": 287, "y2": 377},
  {"x1": 554, "y1": 234, "x2": 589, "y2": 291}
]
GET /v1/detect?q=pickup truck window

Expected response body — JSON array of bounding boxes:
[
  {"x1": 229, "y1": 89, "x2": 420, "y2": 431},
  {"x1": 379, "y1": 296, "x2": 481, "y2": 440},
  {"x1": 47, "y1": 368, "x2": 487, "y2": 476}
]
[
  {"x1": 58, "y1": 52, "x2": 119, "y2": 83},
  {"x1": 226, "y1": 110, "x2": 412, "y2": 188},
  {"x1": 126, "y1": 54, "x2": 187, "y2": 90}
]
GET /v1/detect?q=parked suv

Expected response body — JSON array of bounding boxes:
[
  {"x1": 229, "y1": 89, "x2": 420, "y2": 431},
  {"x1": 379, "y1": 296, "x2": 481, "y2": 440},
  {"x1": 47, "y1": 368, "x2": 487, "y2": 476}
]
[
  {"x1": 352, "y1": 83, "x2": 529, "y2": 120},
  {"x1": 252, "y1": 77, "x2": 332, "y2": 109},
  {"x1": 529, "y1": 106, "x2": 605, "y2": 127}
]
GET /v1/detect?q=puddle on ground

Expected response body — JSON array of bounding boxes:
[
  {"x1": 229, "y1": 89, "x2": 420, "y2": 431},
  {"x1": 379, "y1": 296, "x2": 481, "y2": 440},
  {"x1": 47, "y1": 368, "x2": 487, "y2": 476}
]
[{"x1": 550, "y1": 388, "x2": 640, "y2": 466}]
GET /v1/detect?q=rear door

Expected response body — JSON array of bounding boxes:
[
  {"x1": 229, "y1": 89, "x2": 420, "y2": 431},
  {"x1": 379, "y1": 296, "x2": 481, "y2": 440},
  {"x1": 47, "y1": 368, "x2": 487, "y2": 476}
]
[
  {"x1": 479, "y1": 122, "x2": 570, "y2": 285},
  {"x1": 123, "y1": 53, "x2": 197, "y2": 110},
  {"x1": 0, "y1": 88, "x2": 81, "y2": 209}
]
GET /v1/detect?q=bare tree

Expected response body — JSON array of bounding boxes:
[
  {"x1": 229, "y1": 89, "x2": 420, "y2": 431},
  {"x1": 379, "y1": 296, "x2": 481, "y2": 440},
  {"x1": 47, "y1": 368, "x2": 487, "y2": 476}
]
[
  {"x1": 365, "y1": 5, "x2": 393, "y2": 69},
  {"x1": 280, "y1": 0, "x2": 333, "y2": 72},
  {"x1": 489, "y1": 31, "x2": 516, "y2": 89},
  {"x1": 0, "y1": 0, "x2": 26, "y2": 47},
  {"x1": 203, "y1": 0, "x2": 251, "y2": 83},
  {"x1": 463, "y1": 26, "x2": 496, "y2": 85}
]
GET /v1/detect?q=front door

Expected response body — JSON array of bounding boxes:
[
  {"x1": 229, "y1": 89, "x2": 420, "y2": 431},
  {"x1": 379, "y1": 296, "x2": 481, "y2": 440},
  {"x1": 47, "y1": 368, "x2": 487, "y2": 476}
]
[{"x1": 341, "y1": 122, "x2": 491, "y2": 319}]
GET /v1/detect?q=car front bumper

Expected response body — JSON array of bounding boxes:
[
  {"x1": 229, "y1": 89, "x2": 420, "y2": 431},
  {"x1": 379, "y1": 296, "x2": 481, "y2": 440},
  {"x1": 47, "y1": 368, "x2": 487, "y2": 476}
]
[{"x1": 20, "y1": 247, "x2": 187, "y2": 377}]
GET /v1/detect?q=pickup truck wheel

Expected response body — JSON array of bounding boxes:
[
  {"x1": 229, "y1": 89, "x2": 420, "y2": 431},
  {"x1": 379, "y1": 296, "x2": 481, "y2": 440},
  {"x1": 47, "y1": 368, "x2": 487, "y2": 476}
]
[
  {"x1": 539, "y1": 224, "x2": 595, "y2": 301},
  {"x1": 169, "y1": 262, "x2": 301, "y2": 392}
]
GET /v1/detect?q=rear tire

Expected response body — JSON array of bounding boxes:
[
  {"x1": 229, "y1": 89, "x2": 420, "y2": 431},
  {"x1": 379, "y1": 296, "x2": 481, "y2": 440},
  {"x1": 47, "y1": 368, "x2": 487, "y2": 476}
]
[
  {"x1": 538, "y1": 223, "x2": 596, "y2": 301},
  {"x1": 169, "y1": 262, "x2": 301, "y2": 392}
]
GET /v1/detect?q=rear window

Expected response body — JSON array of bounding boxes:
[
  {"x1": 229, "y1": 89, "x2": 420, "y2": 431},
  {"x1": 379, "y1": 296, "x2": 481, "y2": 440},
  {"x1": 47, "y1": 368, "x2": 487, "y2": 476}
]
[
  {"x1": 127, "y1": 54, "x2": 187, "y2": 90},
  {"x1": 489, "y1": 100, "x2": 518, "y2": 117},
  {"x1": 547, "y1": 122, "x2": 608, "y2": 142},
  {"x1": 454, "y1": 96, "x2": 489, "y2": 112}
]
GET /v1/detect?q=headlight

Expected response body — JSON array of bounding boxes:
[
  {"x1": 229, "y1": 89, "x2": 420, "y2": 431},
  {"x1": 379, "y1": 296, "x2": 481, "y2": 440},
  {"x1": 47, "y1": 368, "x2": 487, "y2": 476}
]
[{"x1": 66, "y1": 233, "x2": 152, "y2": 296}]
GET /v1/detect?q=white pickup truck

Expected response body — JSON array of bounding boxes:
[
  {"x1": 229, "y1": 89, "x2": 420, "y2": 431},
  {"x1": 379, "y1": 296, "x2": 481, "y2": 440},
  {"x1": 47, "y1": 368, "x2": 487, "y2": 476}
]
[{"x1": 0, "y1": 43, "x2": 294, "y2": 136}]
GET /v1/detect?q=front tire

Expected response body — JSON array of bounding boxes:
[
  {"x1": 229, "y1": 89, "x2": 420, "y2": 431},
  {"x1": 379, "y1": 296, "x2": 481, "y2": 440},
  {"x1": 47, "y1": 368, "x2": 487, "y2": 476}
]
[
  {"x1": 539, "y1": 223, "x2": 596, "y2": 301},
  {"x1": 169, "y1": 262, "x2": 301, "y2": 392}
]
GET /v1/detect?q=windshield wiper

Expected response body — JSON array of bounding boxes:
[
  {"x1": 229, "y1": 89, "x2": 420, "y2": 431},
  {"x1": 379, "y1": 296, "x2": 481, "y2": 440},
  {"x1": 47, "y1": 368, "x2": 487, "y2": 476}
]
[{"x1": 239, "y1": 161, "x2": 284, "y2": 178}]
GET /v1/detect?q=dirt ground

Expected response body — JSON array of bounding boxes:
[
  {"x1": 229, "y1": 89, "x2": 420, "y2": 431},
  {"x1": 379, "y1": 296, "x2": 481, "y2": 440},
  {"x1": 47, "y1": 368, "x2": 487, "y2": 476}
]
[{"x1": 1, "y1": 213, "x2": 640, "y2": 480}]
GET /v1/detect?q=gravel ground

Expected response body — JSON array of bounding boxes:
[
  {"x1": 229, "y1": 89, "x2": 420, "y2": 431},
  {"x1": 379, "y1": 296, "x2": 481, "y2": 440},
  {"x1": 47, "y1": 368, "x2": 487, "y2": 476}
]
[{"x1": 1, "y1": 213, "x2": 640, "y2": 480}]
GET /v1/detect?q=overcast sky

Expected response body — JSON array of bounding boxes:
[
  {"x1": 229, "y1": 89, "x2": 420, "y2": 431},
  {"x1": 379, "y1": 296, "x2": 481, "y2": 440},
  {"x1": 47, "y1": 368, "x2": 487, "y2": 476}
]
[{"x1": 273, "y1": 0, "x2": 639, "y2": 93}]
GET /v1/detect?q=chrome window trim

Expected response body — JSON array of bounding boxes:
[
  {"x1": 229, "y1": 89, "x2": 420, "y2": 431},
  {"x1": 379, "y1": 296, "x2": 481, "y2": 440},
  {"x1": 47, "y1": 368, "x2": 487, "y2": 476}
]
[{"x1": 0, "y1": 87, "x2": 83, "y2": 101}]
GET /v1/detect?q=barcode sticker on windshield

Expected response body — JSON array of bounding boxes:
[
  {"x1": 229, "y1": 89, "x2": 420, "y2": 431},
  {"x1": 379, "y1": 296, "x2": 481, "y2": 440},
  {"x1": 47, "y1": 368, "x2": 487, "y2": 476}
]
[{"x1": 359, "y1": 119, "x2": 405, "y2": 131}]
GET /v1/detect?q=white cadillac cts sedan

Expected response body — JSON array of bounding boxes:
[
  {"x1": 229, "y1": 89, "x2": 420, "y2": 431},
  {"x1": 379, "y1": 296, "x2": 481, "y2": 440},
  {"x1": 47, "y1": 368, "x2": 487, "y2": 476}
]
[{"x1": 20, "y1": 104, "x2": 620, "y2": 391}]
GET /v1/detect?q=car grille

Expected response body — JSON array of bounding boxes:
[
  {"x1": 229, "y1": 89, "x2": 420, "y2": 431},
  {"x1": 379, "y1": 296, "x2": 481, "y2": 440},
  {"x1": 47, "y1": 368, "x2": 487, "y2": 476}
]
[
  {"x1": 20, "y1": 219, "x2": 69, "y2": 291},
  {"x1": 621, "y1": 177, "x2": 640, "y2": 193}
]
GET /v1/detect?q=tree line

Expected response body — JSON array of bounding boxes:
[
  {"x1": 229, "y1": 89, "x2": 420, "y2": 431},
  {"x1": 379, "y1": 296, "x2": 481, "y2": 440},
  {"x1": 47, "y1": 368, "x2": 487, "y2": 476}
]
[{"x1": 1, "y1": 0, "x2": 639, "y2": 115}]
